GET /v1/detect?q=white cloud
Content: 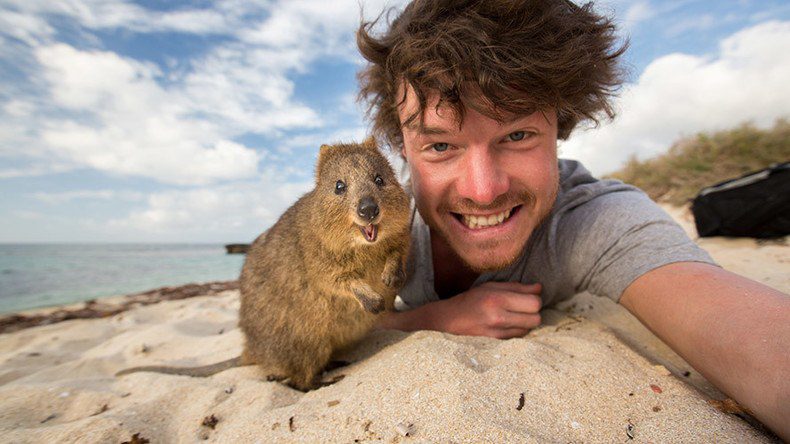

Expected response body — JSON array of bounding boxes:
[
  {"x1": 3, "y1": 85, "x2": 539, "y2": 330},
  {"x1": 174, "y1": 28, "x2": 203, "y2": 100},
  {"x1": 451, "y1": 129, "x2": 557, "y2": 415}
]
[
  {"x1": 278, "y1": 126, "x2": 370, "y2": 153},
  {"x1": 749, "y1": 4, "x2": 790, "y2": 23},
  {"x1": 0, "y1": 1, "x2": 412, "y2": 186},
  {"x1": 624, "y1": 1, "x2": 655, "y2": 24},
  {"x1": 0, "y1": 10, "x2": 54, "y2": 45},
  {"x1": 1, "y1": 0, "x2": 407, "y2": 55},
  {"x1": 32, "y1": 189, "x2": 145, "y2": 204},
  {"x1": 0, "y1": 163, "x2": 75, "y2": 178},
  {"x1": 665, "y1": 14, "x2": 716, "y2": 37},
  {"x1": 37, "y1": 44, "x2": 163, "y2": 110},
  {"x1": 10, "y1": 210, "x2": 44, "y2": 220},
  {"x1": 1, "y1": 0, "x2": 235, "y2": 37},
  {"x1": 31, "y1": 44, "x2": 262, "y2": 185},
  {"x1": 560, "y1": 20, "x2": 790, "y2": 176},
  {"x1": 181, "y1": 45, "x2": 322, "y2": 135},
  {"x1": 237, "y1": 0, "x2": 405, "y2": 53},
  {"x1": 107, "y1": 172, "x2": 313, "y2": 241},
  {"x1": 3, "y1": 99, "x2": 36, "y2": 118}
]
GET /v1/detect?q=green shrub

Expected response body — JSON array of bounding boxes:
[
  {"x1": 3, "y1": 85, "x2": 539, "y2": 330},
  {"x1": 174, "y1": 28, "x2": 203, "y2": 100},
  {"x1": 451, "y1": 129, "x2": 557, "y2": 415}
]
[{"x1": 607, "y1": 119, "x2": 790, "y2": 205}]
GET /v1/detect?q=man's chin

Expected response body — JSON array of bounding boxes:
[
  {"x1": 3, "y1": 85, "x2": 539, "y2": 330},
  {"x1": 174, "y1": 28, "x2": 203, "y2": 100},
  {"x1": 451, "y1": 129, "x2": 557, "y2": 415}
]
[
  {"x1": 453, "y1": 244, "x2": 524, "y2": 274},
  {"x1": 428, "y1": 217, "x2": 530, "y2": 273}
]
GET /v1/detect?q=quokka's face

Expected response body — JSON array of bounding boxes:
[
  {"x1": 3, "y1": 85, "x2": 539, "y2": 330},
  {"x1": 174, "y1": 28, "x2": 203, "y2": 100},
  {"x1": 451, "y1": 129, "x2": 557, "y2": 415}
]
[{"x1": 317, "y1": 148, "x2": 410, "y2": 245}]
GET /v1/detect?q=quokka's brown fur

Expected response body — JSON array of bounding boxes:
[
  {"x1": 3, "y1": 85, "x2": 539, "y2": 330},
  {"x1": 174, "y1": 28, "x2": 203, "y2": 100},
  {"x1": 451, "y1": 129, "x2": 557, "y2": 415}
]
[
  {"x1": 237, "y1": 138, "x2": 411, "y2": 390},
  {"x1": 116, "y1": 139, "x2": 411, "y2": 390}
]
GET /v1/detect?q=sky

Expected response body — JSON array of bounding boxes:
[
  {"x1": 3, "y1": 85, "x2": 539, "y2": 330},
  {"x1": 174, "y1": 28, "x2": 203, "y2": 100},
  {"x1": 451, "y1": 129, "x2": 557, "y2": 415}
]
[{"x1": 1, "y1": 0, "x2": 789, "y2": 243}]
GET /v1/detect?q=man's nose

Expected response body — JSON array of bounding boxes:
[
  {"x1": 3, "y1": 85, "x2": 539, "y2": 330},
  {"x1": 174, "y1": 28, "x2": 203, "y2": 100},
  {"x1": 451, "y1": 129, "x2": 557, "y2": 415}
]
[{"x1": 456, "y1": 146, "x2": 509, "y2": 205}]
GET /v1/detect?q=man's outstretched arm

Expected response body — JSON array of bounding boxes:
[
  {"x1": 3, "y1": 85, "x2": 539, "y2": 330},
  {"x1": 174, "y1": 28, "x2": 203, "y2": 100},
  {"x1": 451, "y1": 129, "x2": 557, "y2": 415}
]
[{"x1": 619, "y1": 261, "x2": 789, "y2": 441}]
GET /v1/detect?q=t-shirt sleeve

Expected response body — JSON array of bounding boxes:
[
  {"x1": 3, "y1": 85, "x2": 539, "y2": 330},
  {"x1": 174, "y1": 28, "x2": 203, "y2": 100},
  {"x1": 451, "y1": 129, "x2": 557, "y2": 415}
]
[{"x1": 556, "y1": 189, "x2": 718, "y2": 302}]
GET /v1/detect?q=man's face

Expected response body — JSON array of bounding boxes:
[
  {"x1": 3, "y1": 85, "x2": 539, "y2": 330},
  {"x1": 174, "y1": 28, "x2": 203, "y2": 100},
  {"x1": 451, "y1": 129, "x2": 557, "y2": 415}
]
[{"x1": 398, "y1": 87, "x2": 560, "y2": 273}]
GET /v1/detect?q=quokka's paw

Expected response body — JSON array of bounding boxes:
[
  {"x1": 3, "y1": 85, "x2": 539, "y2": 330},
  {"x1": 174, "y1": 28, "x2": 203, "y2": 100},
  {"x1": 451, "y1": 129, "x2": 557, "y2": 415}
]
[
  {"x1": 266, "y1": 374, "x2": 286, "y2": 382},
  {"x1": 382, "y1": 265, "x2": 406, "y2": 288},
  {"x1": 353, "y1": 290, "x2": 386, "y2": 314}
]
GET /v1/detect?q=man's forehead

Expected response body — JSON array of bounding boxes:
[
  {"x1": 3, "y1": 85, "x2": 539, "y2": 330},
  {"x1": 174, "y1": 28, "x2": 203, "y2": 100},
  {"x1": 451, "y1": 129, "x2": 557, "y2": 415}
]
[
  {"x1": 401, "y1": 108, "x2": 533, "y2": 130},
  {"x1": 396, "y1": 83, "x2": 544, "y2": 133}
]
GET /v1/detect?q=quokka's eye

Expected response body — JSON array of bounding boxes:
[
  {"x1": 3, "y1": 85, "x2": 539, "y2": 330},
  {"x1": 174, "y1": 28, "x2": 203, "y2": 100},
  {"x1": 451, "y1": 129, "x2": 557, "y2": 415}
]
[
  {"x1": 374, "y1": 175, "x2": 384, "y2": 187},
  {"x1": 335, "y1": 180, "x2": 346, "y2": 195}
]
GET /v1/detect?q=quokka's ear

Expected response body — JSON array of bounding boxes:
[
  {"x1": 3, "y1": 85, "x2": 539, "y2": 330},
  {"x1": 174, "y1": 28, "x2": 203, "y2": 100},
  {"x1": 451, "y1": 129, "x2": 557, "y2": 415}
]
[
  {"x1": 319, "y1": 144, "x2": 334, "y2": 157},
  {"x1": 361, "y1": 136, "x2": 377, "y2": 150},
  {"x1": 316, "y1": 144, "x2": 334, "y2": 179}
]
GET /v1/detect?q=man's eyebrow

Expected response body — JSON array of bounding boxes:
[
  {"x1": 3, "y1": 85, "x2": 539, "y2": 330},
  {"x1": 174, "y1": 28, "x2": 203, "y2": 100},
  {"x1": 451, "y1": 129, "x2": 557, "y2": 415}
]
[
  {"x1": 502, "y1": 112, "x2": 541, "y2": 125},
  {"x1": 503, "y1": 114, "x2": 527, "y2": 124},
  {"x1": 403, "y1": 121, "x2": 452, "y2": 135}
]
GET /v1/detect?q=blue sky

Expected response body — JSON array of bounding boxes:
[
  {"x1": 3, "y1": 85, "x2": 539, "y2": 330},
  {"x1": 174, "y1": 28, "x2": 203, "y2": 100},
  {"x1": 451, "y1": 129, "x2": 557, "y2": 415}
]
[{"x1": 1, "y1": 0, "x2": 789, "y2": 243}]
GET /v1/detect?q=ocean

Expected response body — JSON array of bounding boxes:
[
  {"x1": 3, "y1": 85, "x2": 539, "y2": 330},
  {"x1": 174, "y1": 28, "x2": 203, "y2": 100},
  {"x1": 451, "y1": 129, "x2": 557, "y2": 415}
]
[{"x1": 0, "y1": 244, "x2": 246, "y2": 314}]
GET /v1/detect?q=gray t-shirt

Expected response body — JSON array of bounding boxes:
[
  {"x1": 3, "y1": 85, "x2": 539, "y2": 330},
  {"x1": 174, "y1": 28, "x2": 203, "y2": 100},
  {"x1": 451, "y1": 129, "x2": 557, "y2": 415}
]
[{"x1": 398, "y1": 159, "x2": 717, "y2": 309}]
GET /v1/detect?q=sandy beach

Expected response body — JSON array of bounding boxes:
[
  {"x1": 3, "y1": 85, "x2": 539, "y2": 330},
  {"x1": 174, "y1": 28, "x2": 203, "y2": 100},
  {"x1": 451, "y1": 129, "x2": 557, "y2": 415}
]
[{"x1": 0, "y1": 205, "x2": 786, "y2": 443}]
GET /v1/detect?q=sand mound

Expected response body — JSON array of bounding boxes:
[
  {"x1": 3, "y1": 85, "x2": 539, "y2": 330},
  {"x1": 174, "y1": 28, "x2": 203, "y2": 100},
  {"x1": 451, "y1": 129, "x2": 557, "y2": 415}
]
[{"x1": 0, "y1": 290, "x2": 777, "y2": 442}]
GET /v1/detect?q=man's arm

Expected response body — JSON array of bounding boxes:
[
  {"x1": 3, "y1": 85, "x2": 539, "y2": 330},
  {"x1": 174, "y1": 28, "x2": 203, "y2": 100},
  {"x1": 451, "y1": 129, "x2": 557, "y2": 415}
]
[{"x1": 619, "y1": 261, "x2": 789, "y2": 440}]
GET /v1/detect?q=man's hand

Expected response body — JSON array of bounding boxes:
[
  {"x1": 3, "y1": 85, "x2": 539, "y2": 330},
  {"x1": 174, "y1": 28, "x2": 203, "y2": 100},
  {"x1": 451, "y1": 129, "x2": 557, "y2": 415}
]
[{"x1": 377, "y1": 282, "x2": 542, "y2": 338}]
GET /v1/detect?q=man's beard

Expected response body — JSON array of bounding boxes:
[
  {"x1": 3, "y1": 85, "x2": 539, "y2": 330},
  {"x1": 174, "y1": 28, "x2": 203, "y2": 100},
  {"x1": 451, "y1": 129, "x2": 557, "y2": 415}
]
[{"x1": 420, "y1": 186, "x2": 555, "y2": 274}]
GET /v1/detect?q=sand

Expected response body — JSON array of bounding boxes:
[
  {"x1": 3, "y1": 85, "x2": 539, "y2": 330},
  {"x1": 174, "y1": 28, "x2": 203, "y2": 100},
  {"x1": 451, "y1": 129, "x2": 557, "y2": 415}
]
[{"x1": 0, "y1": 205, "x2": 786, "y2": 443}]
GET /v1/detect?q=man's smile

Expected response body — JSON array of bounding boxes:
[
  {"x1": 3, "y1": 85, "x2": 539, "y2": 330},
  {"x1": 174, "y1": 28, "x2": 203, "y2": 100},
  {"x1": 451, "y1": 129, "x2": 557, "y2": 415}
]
[
  {"x1": 449, "y1": 205, "x2": 523, "y2": 232},
  {"x1": 451, "y1": 205, "x2": 521, "y2": 230}
]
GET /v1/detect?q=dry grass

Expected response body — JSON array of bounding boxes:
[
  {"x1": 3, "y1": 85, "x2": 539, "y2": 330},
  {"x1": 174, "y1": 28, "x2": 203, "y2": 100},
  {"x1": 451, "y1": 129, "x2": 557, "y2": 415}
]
[{"x1": 607, "y1": 119, "x2": 790, "y2": 205}]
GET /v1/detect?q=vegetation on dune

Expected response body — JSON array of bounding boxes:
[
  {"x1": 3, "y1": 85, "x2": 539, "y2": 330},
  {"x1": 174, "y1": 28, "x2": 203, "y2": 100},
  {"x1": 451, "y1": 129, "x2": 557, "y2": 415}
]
[{"x1": 607, "y1": 119, "x2": 790, "y2": 206}]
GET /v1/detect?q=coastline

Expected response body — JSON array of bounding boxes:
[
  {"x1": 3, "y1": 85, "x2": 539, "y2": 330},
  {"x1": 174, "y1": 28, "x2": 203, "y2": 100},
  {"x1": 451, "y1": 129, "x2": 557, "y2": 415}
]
[
  {"x1": 0, "y1": 243, "x2": 244, "y2": 315},
  {"x1": 0, "y1": 281, "x2": 239, "y2": 335}
]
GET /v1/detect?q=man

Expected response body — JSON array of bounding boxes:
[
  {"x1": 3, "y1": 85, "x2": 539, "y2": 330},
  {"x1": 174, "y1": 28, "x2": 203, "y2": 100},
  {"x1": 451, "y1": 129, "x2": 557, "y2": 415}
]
[{"x1": 356, "y1": 0, "x2": 789, "y2": 439}]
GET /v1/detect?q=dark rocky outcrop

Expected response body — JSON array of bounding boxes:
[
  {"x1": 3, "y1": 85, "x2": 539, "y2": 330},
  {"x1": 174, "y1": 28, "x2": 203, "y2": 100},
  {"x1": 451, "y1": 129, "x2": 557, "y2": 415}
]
[{"x1": 225, "y1": 244, "x2": 250, "y2": 254}]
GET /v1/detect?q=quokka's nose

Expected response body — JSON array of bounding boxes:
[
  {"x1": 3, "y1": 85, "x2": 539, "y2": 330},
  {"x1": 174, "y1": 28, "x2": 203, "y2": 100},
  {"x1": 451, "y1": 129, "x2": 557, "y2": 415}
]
[{"x1": 357, "y1": 197, "x2": 380, "y2": 221}]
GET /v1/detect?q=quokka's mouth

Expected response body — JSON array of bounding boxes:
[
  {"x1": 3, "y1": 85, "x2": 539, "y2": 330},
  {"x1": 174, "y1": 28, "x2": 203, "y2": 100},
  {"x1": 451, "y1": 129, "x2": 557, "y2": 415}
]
[{"x1": 357, "y1": 224, "x2": 378, "y2": 242}]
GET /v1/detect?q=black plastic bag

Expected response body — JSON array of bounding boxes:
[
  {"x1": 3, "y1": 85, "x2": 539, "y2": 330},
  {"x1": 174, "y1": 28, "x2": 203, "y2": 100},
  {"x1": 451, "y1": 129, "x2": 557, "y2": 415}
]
[{"x1": 691, "y1": 162, "x2": 790, "y2": 238}]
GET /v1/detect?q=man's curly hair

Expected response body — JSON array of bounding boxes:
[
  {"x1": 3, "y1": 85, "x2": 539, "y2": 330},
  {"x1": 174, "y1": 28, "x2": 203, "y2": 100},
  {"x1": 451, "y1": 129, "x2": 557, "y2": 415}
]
[{"x1": 357, "y1": 0, "x2": 627, "y2": 150}]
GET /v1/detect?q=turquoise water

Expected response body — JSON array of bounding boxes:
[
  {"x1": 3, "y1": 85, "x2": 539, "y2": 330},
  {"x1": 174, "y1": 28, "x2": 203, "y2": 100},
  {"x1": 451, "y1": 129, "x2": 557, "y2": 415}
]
[{"x1": 0, "y1": 244, "x2": 245, "y2": 314}]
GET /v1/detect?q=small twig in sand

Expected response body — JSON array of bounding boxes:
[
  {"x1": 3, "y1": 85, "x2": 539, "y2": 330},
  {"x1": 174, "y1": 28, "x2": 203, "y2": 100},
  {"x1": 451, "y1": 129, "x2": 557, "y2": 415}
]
[{"x1": 40, "y1": 413, "x2": 57, "y2": 424}]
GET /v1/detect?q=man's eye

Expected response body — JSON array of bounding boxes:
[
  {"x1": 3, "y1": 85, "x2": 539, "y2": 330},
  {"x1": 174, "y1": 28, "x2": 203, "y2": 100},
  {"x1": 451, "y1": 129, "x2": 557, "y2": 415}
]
[
  {"x1": 508, "y1": 131, "x2": 526, "y2": 141},
  {"x1": 335, "y1": 180, "x2": 346, "y2": 195},
  {"x1": 432, "y1": 143, "x2": 449, "y2": 152}
]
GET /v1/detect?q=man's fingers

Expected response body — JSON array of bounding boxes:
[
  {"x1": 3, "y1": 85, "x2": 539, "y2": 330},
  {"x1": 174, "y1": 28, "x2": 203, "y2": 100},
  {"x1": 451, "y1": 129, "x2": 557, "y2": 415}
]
[
  {"x1": 481, "y1": 281, "x2": 542, "y2": 294},
  {"x1": 499, "y1": 292, "x2": 542, "y2": 314},
  {"x1": 492, "y1": 312, "x2": 541, "y2": 330},
  {"x1": 476, "y1": 282, "x2": 542, "y2": 314}
]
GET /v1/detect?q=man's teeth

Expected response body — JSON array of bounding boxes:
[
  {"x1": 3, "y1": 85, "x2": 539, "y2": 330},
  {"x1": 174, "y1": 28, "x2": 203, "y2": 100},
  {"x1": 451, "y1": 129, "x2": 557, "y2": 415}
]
[{"x1": 462, "y1": 209, "x2": 512, "y2": 229}]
